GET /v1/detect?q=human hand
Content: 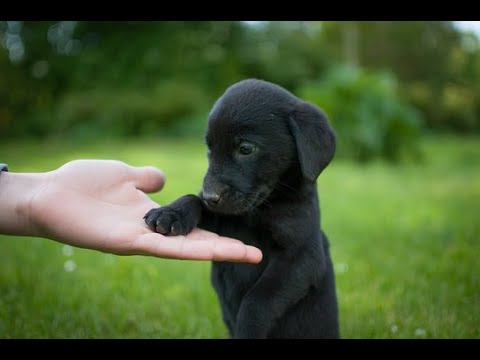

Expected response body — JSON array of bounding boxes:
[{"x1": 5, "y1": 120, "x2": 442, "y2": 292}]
[{"x1": 23, "y1": 160, "x2": 262, "y2": 263}]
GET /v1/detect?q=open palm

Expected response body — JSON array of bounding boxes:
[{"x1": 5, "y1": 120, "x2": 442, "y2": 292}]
[{"x1": 29, "y1": 160, "x2": 262, "y2": 263}]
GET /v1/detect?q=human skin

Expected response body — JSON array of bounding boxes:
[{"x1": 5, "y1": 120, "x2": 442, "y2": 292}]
[{"x1": 0, "y1": 159, "x2": 262, "y2": 263}]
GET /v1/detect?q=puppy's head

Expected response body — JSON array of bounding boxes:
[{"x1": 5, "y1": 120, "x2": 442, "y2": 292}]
[{"x1": 202, "y1": 79, "x2": 335, "y2": 215}]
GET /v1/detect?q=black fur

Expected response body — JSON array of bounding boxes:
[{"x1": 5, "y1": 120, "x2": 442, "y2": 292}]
[{"x1": 144, "y1": 79, "x2": 339, "y2": 338}]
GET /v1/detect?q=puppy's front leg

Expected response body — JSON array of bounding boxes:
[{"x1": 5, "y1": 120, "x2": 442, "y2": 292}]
[
  {"x1": 144, "y1": 195, "x2": 204, "y2": 236},
  {"x1": 234, "y1": 248, "x2": 322, "y2": 339}
]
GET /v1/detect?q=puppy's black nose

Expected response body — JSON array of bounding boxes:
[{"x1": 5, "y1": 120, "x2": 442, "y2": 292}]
[{"x1": 203, "y1": 191, "x2": 221, "y2": 206}]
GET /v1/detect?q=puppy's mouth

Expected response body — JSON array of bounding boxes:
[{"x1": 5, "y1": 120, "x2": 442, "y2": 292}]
[{"x1": 203, "y1": 186, "x2": 271, "y2": 215}]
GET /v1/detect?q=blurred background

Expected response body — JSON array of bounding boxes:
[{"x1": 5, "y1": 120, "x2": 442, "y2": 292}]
[{"x1": 0, "y1": 21, "x2": 479, "y2": 338}]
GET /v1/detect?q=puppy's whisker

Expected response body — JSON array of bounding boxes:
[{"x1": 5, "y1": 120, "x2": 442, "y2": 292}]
[
  {"x1": 262, "y1": 199, "x2": 273, "y2": 208},
  {"x1": 242, "y1": 192, "x2": 262, "y2": 210},
  {"x1": 275, "y1": 181, "x2": 298, "y2": 194},
  {"x1": 250, "y1": 191, "x2": 272, "y2": 209},
  {"x1": 247, "y1": 194, "x2": 258, "y2": 208}
]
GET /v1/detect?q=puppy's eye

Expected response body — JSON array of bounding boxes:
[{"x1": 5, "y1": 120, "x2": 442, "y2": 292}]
[{"x1": 238, "y1": 143, "x2": 256, "y2": 156}]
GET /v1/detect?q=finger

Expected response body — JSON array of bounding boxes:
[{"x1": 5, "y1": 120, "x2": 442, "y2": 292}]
[
  {"x1": 185, "y1": 228, "x2": 263, "y2": 263},
  {"x1": 182, "y1": 228, "x2": 263, "y2": 263},
  {"x1": 136, "y1": 232, "x2": 263, "y2": 264},
  {"x1": 211, "y1": 242, "x2": 264, "y2": 264},
  {"x1": 129, "y1": 166, "x2": 166, "y2": 193}
]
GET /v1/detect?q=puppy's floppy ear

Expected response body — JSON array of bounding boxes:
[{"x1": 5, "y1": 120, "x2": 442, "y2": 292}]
[{"x1": 288, "y1": 101, "x2": 336, "y2": 182}]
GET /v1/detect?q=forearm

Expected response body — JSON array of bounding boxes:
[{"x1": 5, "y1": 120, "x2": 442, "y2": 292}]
[{"x1": 0, "y1": 171, "x2": 46, "y2": 237}]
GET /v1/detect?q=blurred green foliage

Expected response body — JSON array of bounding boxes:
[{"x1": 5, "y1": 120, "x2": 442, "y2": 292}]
[
  {"x1": 300, "y1": 65, "x2": 423, "y2": 162},
  {"x1": 55, "y1": 80, "x2": 209, "y2": 138},
  {"x1": 1, "y1": 21, "x2": 479, "y2": 160}
]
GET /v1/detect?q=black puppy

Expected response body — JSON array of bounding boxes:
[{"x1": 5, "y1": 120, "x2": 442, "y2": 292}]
[{"x1": 144, "y1": 79, "x2": 339, "y2": 339}]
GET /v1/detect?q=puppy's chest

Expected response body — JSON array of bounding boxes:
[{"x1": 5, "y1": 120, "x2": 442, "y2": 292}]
[
  {"x1": 211, "y1": 217, "x2": 271, "y2": 306},
  {"x1": 211, "y1": 213, "x2": 272, "y2": 249}
]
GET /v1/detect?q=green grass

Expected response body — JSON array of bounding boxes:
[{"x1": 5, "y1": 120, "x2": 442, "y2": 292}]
[{"x1": 1, "y1": 135, "x2": 479, "y2": 338}]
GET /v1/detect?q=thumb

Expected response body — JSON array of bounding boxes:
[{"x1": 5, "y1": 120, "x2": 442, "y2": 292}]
[{"x1": 129, "y1": 166, "x2": 166, "y2": 193}]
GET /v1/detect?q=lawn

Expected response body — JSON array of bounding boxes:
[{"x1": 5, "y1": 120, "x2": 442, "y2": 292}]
[{"x1": 1, "y1": 135, "x2": 479, "y2": 338}]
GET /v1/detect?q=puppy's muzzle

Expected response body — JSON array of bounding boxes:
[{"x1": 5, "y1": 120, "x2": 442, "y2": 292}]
[
  {"x1": 202, "y1": 175, "x2": 227, "y2": 208},
  {"x1": 203, "y1": 190, "x2": 222, "y2": 207}
]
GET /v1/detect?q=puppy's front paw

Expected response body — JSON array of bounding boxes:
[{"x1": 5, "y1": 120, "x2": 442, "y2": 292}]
[{"x1": 144, "y1": 207, "x2": 196, "y2": 236}]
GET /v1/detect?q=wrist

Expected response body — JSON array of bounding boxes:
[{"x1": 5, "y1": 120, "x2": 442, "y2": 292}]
[{"x1": 0, "y1": 171, "x2": 49, "y2": 237}]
